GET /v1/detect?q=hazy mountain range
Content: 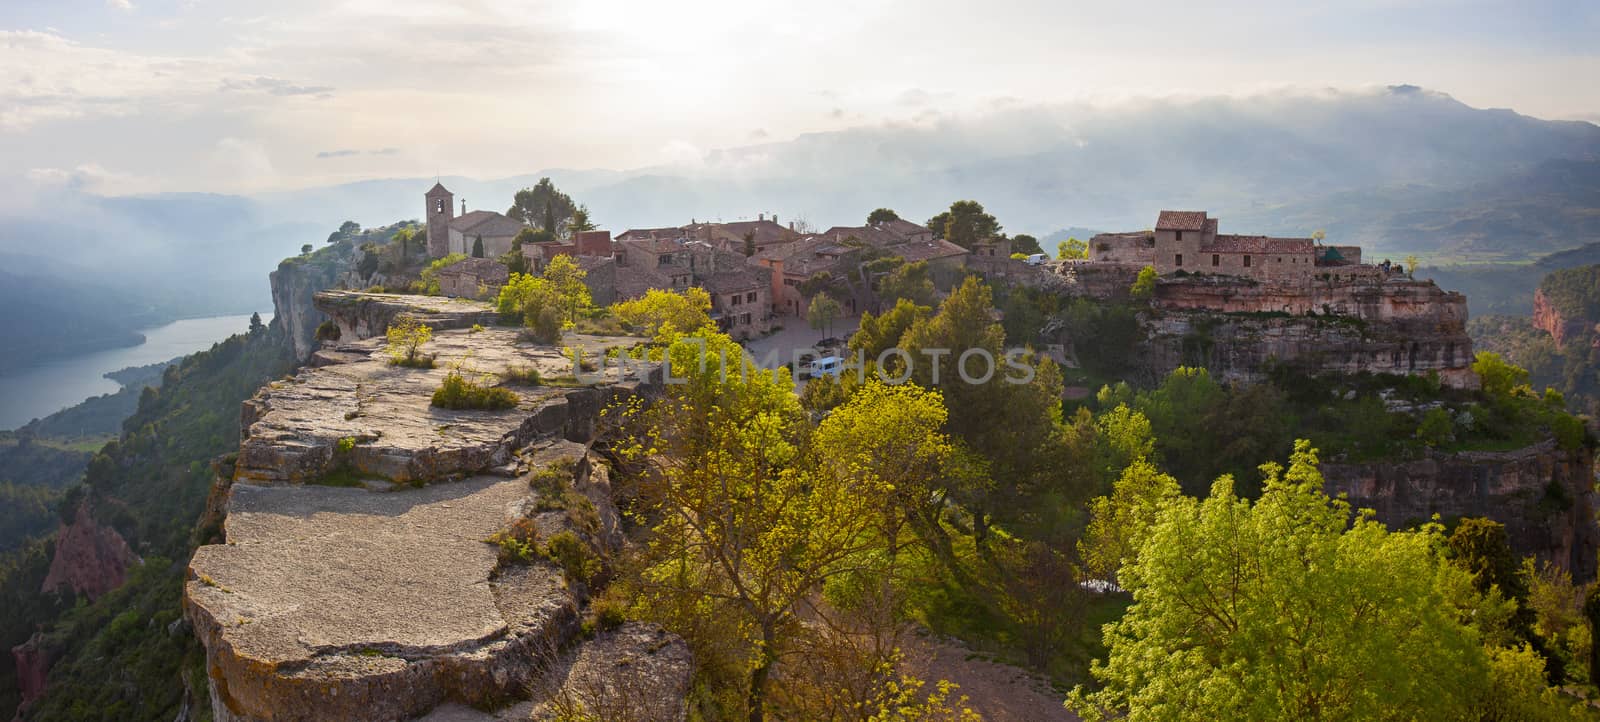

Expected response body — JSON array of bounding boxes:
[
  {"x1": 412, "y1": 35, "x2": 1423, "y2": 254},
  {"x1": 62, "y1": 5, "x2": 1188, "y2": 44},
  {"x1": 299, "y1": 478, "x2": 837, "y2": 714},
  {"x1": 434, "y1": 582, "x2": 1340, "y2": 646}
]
[{"x1": 3, "y1": 85, "x2": 1597, "y2": 339}]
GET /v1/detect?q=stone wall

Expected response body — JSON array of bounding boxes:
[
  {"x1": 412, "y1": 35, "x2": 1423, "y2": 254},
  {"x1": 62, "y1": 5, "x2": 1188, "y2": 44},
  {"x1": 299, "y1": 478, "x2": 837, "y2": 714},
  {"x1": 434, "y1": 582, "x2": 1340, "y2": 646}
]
[{"x1": 1323, "y1": 439, "x2": 1598, "y2": 581}]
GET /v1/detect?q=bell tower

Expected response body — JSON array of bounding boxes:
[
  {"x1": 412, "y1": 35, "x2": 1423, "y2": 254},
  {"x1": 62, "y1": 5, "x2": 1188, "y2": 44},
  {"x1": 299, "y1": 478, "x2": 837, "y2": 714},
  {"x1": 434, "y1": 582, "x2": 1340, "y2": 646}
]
[{"x1": 425, "y1": 182, "x2": 454, "y2": 258}]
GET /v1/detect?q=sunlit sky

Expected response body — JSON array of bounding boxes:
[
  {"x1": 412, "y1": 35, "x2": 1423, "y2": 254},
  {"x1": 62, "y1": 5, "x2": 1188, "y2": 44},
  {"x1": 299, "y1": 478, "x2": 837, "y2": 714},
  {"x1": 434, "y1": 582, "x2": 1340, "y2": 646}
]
[{"x1": 3, "y1": 0, "x2": 1597, "y2": 195}]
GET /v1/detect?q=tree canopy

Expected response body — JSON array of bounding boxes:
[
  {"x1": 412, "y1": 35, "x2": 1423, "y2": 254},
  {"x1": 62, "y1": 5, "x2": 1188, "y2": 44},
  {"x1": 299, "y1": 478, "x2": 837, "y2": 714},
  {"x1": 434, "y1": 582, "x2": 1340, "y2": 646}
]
[
  {"x1": 867, "y1": 208, "x2": 901, "y2": 225},
  {"x1": 926, "y1": 201, "x2": 1001, "y2": 250},
  {"x1": 506, "y1": 178, "x2": 576, "y2": 235}
]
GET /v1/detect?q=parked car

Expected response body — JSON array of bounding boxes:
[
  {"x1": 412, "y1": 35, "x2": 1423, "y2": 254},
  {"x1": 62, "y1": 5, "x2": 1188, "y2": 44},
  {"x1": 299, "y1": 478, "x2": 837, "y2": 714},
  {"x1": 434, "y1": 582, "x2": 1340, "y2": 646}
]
[
  {"x1": 1024, "y1": 253, "x2": 1049, "y2": 265},
  {"x1": 808, "y1": 356, "x2": 843, "y2": 379}
]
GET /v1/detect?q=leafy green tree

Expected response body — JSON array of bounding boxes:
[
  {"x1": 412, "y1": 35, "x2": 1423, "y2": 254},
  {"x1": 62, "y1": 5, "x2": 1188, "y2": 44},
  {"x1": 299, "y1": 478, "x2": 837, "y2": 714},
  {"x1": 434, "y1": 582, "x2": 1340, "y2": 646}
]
[
  {"x1": 1057, "y1": 238, "x2": 1087, "y2": 260},
  {"x1": 495, "y1": 273, "x2": 565, "y2": 343},
  {"x1": 1011, "y1": 234, "x2": 1042, "y2": 255},
  {"x1": 566, "y1": 204, "x2": 596, "y2": 238},
  {"x1": 808, "y1": 295, "x2": 843, "y2": 339},
  {"x1": 878, "y1": 260, "x2": 936, "y2": 307},
  {"x1": 470, "y1": 235, "x2": 484, "y2": 258},
  {"x1": 799, "y1": 271, "x2": 841, "y2": 302},
  {"x1": 925, "y1": 200, "x2": 1001, "y2": 249},
  {"x1": 849, "y1": 298, "x2": 931, "y2": 363},
  {"x1": 743, "y1": 231, "x2": 757, "y2": 257},
  {"x1": 1417, "y1": 407, "x2": 1455, "y2": 446},
  {"x1": 506, "y1": 178, "x2": 576, "y2": 234},
  {"x1": 512, "y1": 227, "x2": 555, "y2": 250},
  {"x1": 392, "y1": 227, "x2": 415, "y2": 257},
  {"x1": 1069, "y1": 441, "x2": 1503, "y2": 721},
  {"x1": 619, "y1": 333, "x2": 942, "y2": 720},
  {"x1": 248, "y1": 312, "x2": 265, "y2": 336},
  {"x1": 1080, "y1": 457, "x2": 1179, "y2": 583},
  {"x1": 867, "y1": 208, "x2": 900, "y2": 225},
  {"x1": 385, "y1": 317, "x2": 433, "y2": 367},
  {"x1": 327, "y1": 220, "x2": 360, "y2": 243},
  {"x1": 1130, "y1": 265, "x2": 1157, "y2": 300},
  {"x1": 300, "y1": 244, "x2": 313, "y2": 255},
  {"x1": 541, "y1": 254, "x2": 592, "y2": 323},
  {"x1": 611, "y1": 287, "x2": 713, "y2": 344},
  {"x1": 1475, "y1": 352, "x2": 1532, "y2": 399}
]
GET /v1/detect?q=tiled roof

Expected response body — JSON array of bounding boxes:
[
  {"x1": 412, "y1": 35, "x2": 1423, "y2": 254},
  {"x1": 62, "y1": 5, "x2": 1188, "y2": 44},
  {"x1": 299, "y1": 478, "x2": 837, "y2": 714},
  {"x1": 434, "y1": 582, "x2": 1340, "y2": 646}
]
[
  {"x1": 1156, "y1": 210, "x2": 1208, "y2": 231},
  {"x1": 878, "y1": 218, "x2": 933, "y2": 239},
  {"x1": 616, "y1": 226, "x2": 686, "y2": 242},
  {"x1": 450, "y1": 211, "x2": 524, "y2": 237},
  {"x1": 891, "y1": 238, "x2": 969, "y2": 263},
  {"x1": 823, "y1": 225, "x2": 904, "y2": 247},
  {"x1": 700, "y1": 267, "x2": 766, "y2": 294},
  {"x1": 426, "y1": 182, "x2": 452, "y2": 196},
  {"x1": 612, "y1": 264, "x2": 675, "y2": 300},
  {"x1": 1205, "y1": 235, "x2": 1314, "y2": 254}
]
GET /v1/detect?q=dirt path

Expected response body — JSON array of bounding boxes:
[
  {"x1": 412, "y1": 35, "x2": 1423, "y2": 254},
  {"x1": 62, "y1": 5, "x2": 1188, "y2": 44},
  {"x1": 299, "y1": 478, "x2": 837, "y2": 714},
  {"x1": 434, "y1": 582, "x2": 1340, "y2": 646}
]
[{"x1": 901, "y1": 632, "x2": 1079, "y2": 722}]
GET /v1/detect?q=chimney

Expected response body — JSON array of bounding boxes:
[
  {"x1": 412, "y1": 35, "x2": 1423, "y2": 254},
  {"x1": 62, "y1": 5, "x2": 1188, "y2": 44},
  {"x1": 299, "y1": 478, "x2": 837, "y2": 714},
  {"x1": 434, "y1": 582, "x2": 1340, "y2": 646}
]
[
  {"x1": 773, "y1": 215, "x2": 778, "y2": 225},
  {"x1": 788, "y1": 221, "x2": 795, "y2": 231},
  {"x1": 461, "y1": 198, "x2": 466, "y2": 214},
  {"x1": 758, "y1": 213, "x2": 764, "y2": 222}
]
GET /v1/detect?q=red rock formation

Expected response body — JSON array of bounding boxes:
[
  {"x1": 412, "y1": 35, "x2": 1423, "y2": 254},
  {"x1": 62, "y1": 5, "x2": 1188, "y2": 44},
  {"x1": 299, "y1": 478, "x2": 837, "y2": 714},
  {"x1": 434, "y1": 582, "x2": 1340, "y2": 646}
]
[
  {"x1": 1532, "y1": 287, "x2": 1594, "y2": 350},
  {"x1": 10, "y1": 632, "x2": 50, "y2": 722},
  {"x1": 42, "y1": 501, "x2": 139, "y2": 600}
]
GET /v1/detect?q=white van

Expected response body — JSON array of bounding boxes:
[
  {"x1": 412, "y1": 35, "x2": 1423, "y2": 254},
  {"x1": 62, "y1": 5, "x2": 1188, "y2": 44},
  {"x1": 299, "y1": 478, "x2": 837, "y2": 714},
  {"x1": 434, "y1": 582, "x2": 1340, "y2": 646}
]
[
  {"x1": 809, "y1": 356, "x2": 843, "y2": 379},
  {"x1": 1024, "y1": 253, "x2": 1048, "y2": 265}
]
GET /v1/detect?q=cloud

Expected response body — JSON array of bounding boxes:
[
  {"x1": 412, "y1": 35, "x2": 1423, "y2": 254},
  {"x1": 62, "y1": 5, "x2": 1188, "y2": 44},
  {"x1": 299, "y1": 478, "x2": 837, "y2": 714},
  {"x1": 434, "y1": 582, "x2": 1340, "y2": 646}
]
[
  {"x1": 220, "y1": 76, "x2": 334, "y2": 98},
  {"x1": 210, "y1": 137, "x2": 275, "y2": 187},
  {"x1": 26, "y1": 163, "x2": 146, "y2": 195},
  {"x1": 106, "y1": 0, "x2": 135, "y2": 11},
  {"x1": 315, "y1": 147, "x2": 403, "y2": 159}
]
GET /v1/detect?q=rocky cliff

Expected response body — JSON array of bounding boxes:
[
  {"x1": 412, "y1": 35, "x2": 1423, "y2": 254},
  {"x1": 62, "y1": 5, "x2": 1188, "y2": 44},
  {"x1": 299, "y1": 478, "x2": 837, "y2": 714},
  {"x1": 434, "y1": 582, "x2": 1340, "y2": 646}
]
[
  {"x1": 1139, "y1": 277, "x2": 1477, "y2": 387},
  {"x1": 40, "y1": 500, "x2": 139, "y2": 599},
  {"x1": 1532, "y1": 287, "x2": 1596, "y2": 350},
  {"x1": 269, "y1": 239, "x2": 413, "y2": 362},
  {"x1": 1323, "y1": 439, "x2": 1598, "y2": 581},
  {"x1": 185, "y1": 293, "x2": 686, "y2": 721}
]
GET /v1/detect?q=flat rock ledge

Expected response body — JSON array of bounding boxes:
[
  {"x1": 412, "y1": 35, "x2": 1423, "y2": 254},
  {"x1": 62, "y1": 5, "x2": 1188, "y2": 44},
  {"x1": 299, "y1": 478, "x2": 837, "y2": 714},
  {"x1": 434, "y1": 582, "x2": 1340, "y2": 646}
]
[
  {"x1": 315, "y1": 291, "x2": 501, "y2": 342},
  {"x1": 236, "y1": 326, "x2": 650, "y2": 485},
  {"x1": 187, "y1": 440, "x2": 686, "y2": 721}
]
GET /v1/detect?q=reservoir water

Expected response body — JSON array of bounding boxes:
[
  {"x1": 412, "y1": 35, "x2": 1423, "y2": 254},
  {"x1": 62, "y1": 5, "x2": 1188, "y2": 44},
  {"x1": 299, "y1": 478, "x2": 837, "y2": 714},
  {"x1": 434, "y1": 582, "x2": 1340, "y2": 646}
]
[{"x1": 0, "y1": 313, "x2": 269, "y2": 430}]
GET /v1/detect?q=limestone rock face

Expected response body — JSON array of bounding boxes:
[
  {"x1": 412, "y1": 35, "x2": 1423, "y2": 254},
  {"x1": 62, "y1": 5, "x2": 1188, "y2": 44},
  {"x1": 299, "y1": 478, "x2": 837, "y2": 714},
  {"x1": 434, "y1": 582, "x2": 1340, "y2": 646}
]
[
  {"x1": 187, "y1": 294, "x2": 685, "y2": 721},
  {"x1": 528, "y1": 623, "x2": 692, "y2": 722},
  {"x1": 235, "y1": 327, "x2": 647, "y2": 485},
  {"x1": 41, "y1": 501, "x2": 140, "y2": 599},
  {"x1": 314, "y1": 291, "x2": 500, "y2": 344},
  {"x1": 1322, "y1": 439, "x2": 1599, "y2": 581},
  {"x1": 9, "y1": 632, "x2": 50, "y2": 721}
]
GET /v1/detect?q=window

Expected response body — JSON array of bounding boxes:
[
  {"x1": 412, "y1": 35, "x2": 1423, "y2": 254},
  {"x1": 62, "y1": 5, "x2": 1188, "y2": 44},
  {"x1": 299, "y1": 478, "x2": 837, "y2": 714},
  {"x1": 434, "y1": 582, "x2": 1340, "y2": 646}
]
[
  {"x1": 1175, "y1": 254, "x2": 1184, "y2": 267},
  {"x1": 740, "y1": 313, "x2": 750, "y2": 326},
  {"x1": 1175, "y1": 231, "x2": 1184, "y2": 241},
  {"x1": 1244, "y1": 255, "x2": 1252, "y2": 268},
  {"x1": 747, "y1": 292, "x2": 757, "y2": 302},
  {"x1": 1277, "y1": 257, "x2": 1283, "y2": 263},
  {"x1": 731, "y1": 295, "x2": 741, "y2": 306},
  {"x1": 1212, "y1": 254, "x2": 1220, "y2": 267},
  {"x1": 435, "y1": 199, "x2": 443, "y2": 213},
  {"x1": 659, "y1": 254, "x2": 673, "y2": 265}
]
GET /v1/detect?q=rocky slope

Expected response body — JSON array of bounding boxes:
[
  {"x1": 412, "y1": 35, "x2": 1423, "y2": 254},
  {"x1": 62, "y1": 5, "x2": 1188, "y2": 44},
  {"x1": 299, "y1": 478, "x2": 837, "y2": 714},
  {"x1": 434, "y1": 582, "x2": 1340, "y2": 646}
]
[
  {"x1": 1532, "y1": 286, "x2": 1595, "y2": 350},
  {"x1": 184, "y1": 293, "x2": 685, "y2": 721},
  {"x1": 1323, "y1": 439, "x2": 1598, "y2": 581}
]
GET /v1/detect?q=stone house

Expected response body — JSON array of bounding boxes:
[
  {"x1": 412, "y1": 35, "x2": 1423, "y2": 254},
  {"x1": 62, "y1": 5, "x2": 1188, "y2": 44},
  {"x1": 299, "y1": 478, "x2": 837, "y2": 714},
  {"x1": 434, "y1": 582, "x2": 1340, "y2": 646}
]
[
  {"x1": 436, "y1": 257, "x2": 509, "y2": 299},
  {"x1": 702, "y1": 267, "x2": 772, "y2": 340},
  {"x1": 1150, "y1": 210, "x2": 1315, "y2": 282}
]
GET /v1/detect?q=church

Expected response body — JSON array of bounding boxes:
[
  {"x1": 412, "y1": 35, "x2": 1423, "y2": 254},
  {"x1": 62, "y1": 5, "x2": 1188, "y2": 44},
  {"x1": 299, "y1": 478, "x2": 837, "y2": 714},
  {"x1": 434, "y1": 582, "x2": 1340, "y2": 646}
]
[{"x1": 424, "y1": 183, "x2": 525, "y2": 259}]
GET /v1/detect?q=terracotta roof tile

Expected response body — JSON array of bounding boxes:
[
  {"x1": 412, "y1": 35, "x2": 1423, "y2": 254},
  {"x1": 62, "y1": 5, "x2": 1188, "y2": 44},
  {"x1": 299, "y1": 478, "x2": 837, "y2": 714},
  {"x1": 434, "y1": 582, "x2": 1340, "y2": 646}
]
[{"x1": 1156, "y1": 210, "x2": 1208, "y2": 231}]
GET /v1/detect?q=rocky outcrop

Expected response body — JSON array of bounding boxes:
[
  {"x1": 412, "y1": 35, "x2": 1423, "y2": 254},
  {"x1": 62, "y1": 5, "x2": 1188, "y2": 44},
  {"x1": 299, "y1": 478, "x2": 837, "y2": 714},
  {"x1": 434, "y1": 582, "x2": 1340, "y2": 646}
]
[
  {"x1": 271, "y1": 253, "x2": 352, "y2": 362},
  {"x1": 235, "y1": 326, "x2": 649, "y2": 485},
  {"x1": 1141, "y1": 311, "x2": 1477, "y2": 388},
  {"x1": 1532, "y1": 287, "x2": 1596, "y2": 350},
  {"x1": 314, "y1": 291, "x2": 500, "y2": 345},
  {"x1": 187, "y1": 293, "x2": 685, "y2": 721},
  {"x1": 41, "y1": 501, "x2": 140, "y2": 599},
  {"x1": 527, "y1": 623, "x2": 692, "y2": 721},
  {"x1": 1322, "y1": 439, "x2": 1598, "y2": 581},
  {"x1": 10, "y1": 633, "x2": 50, "y2": 722}
]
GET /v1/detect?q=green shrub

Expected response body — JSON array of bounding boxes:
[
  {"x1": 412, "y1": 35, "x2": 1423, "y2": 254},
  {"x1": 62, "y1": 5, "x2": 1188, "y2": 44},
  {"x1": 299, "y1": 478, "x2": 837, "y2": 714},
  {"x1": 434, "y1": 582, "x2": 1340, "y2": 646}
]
[
  {"x1": 432, "y1": 369, "x2": 519, "y2": 410},
  {"x1": 314, "y1": 320, "x2": 341, "y2": 342},
  {"x1": 546, "y1": 531, "x2": 599, "y2": 585},
  {"x1": 501, "y1": 364, "x2": 542, "y2": 386},
  {"x1": 486, "y1": 518, "x2": 539, "y2": 565},
  {"x1": 386, "y1": 317, "x2": 435, "y2": 368}
]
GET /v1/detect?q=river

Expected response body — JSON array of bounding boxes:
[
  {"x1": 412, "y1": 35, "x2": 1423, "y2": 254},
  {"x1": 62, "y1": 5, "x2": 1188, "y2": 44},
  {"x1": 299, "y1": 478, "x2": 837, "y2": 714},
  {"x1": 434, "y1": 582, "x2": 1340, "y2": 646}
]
[{"x1": 0, "y1": 313, "x2": 270, "y2": 431}]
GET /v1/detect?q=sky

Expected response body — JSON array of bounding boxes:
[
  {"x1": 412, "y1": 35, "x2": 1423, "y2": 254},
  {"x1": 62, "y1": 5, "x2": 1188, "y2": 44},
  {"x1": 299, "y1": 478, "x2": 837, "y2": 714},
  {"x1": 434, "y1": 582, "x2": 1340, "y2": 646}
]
[{"x1": 2, "y1": 0, "x2": 1597, "y2": 196}]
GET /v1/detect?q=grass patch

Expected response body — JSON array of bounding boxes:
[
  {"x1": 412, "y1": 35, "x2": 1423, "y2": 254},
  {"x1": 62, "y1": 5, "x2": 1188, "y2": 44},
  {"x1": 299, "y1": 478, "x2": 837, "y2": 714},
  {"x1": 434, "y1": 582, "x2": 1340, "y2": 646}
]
[
  {"x1": 389, "y1": 355, "x2": 437, "y2": 369},
  {"x1": 500, "y1": 364, "x2": 542, "y2": 386},
  {"x1": 432, "y1": 369, "x2": 520, "y2": 410}
]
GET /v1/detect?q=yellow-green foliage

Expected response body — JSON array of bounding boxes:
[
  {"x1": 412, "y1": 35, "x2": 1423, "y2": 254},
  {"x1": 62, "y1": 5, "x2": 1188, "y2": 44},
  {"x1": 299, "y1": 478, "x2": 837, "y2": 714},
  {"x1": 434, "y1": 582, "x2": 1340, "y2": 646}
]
[
  {"x1": 385, "y1": 317, "x2": 434, "y2": 367},
  {"x1": 542, "y1": 254, "x2": 593, "y2": 323},
  {"x1": 431, "y1": 368, "x2": 519, "y2": 410},
  {"x1": 1068, "y1": 440, "x2": 1576, "y2": 721},
  {"x1": 414, "y1": 253, "x2": 467, "y2": 295},
  {"x1": 610, "y1": 287, "x2": 713, "y2": 344},
  {"x1": 1130, "y1": 265, "x2": 1157, "y2": 300},
  {"x1": 487, "y1": 518, "x2": 539, "y2": 565},
  {"x1": 496, "y1": 273, "x2": 566, "y2": 344}
]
